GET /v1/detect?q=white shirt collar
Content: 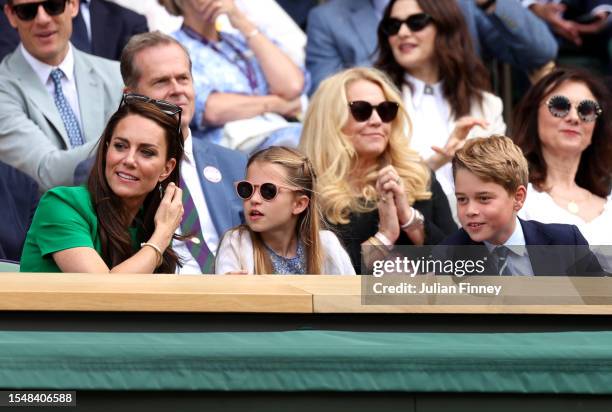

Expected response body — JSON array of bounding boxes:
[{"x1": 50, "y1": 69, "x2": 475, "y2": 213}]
[
  {"x1": 484, "y1": 217, "x2": 528, "y2": 256},
  {"x1": 404, "y1": 72, "x2": 443, "y2": 110},
  {"x1": 20, "y1": 42, "x2": 76, "y2": 85},
  {"x1": 182, "y1": 128, "x2": 194, "y2": 164}
]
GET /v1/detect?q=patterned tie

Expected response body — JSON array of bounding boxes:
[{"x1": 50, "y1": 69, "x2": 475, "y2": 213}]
[
  {"x1": 50, "y1": 68, "x2": 84, "y2": 147},
  {"x1": 494, "y1": 246, "x2": 512, "y2": 276},
  {"x1": 180, "y1": 176, "x2": 214, "y2": 273}
]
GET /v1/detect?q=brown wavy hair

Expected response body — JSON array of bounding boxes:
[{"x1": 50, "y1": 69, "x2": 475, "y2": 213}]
[
  {"x1": 374, "y1": 0, "x2": 490, "y2": 119},
  {"x1": 87, "y1": 100, "x2": 184, "y2": 273},
  {"x1": 512, "y1": 68, "x2": 612, "y2": 198}
]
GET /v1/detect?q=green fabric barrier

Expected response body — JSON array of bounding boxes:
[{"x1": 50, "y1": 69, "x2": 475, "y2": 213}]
[{"x1": 1, "y1": 330, "x2": 612, "y2": 393}]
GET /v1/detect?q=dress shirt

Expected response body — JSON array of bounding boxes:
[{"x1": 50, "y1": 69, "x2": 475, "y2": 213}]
[
  {"x1": 80, "y1": 0, "x2": 92, "y2": 41},
  {"x1": 172, "y1": 130, "x2": 220, "y2": 274},
  {"x1": 484, "y1": 217, "x2": 534, "y2": 276},
  {"x1": 20, "y1": 43, "x2": 83, "y2": 127}
]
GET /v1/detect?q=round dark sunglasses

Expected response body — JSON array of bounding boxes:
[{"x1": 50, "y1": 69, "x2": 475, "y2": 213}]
[
  {"x1": 11, "y1": 0, "x2": 67, "y2": 21},
  {"x1": 546, "y1": 95, "x2": 602, "y2": 123},
  {"x1": 349, "y1": 101, "x2": 399, "y2": 123},
  {"x1": 380, "y1": 13, "x2": 433, "y2": 36},
  {"x1": 235, "y1": 181, "x2": 300, "y2": 201}
]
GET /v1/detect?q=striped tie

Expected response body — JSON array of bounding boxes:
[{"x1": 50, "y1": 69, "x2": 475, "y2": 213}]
[
  {"x1": 180, "y1": 176, "x2": 213, "y2": 273},
  {"x1": 50, "y1": 68, "x2": 84, "y2": 147}
]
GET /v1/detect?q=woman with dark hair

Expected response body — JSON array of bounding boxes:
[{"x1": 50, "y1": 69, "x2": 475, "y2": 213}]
[
  {"x1": 21, "y1": 96, "x2": 185, "y2": 273},
  {"x1": 515, "y1": 68, "x2": 612, "y2": 252},
  {"x1": 374, "y1": 0, "x2": 505, "y2": 217}
]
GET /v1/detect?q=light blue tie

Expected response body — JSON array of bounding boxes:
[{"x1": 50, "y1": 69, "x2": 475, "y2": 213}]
[{"x1": 50, "y1": 68, "x2": 84, "y2": 147}]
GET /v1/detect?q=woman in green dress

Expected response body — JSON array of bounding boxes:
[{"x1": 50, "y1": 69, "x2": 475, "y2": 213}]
[{"x1": 21, "y1": 95, "x2": 185, "y2": 273}]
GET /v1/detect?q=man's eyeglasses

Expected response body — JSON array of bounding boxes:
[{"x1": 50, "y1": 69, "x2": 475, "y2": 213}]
[
  {"x1": 10, "y1": 0, "x2": 68, "y2": 21},
  {"x1": 120, "y1": 93, "x2": 182, "y2": 134},
  {"x1": 235, "y1": 181, "x2": 300, "y2": 201},
  {"x1": 546, "y1": 95, "x2": 602, "y2": 123},
  {"x1": 348, "y1": 100, "x2": 399, "y2": 123},
  {"x1": 380, "y1": 13, "x2": 433, "y2": 36}
]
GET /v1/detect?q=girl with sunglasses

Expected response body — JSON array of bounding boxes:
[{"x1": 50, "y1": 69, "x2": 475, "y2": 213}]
[
  {"x1": 374, "y1": 0, "x2": 505, "y2": 219},
  {"x1": 215, "y1": 146, "x2": 354, "y2": 275},
  {"x1": 514, "y1": 68, "x2": 612, "y2": 265},
  {"x1": 300, "y1": 68, "x2": 456, "y2": 273},
  {"x1": 21, "y1": 97, "x2": 185, "y2": 273}
]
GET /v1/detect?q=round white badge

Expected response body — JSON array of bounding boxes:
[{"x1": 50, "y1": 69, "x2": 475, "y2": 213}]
[{"x1": 203, "y1": 166, "x2": 222, "y2": 183}]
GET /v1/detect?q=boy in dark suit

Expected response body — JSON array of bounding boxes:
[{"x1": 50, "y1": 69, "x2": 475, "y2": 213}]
[{"x1": 440, "y1": 135, "x2": 603, "y2": 276}]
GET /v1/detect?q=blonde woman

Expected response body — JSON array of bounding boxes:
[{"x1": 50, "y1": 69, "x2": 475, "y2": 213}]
[
  {"x1": 300, "y1": 67, "x2": 456, "y2": 272},
  {"x1": 215, "y1": 147, "x2": 354, "y2": 274}
]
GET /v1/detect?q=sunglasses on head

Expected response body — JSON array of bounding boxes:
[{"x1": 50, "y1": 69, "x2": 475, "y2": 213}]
[
  {"x1": 348, "y1": 100, "x2": 399, "y2": 123},
  {"x1": 380, "y1": 13, "x2": 433, "y2": 36},
  {"x1": 235, "y1": 181, "x2": 300, "y2": 201},
  {"x1": 120, "y1": 93, "x2": 183, "y2": 134},
  {"x1": 10, "y1": 0, "x2": 68, "y2": 21},
  {"x1": 546, "y1": 95, "x2": 602, "y2": 123}
]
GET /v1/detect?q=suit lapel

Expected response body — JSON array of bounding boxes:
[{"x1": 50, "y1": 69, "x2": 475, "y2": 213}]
[
  {"x1": 10, "y1": 50, "x2": 70, "y2": 147},
  {"x1": 520, "y1": 219, "x2": 560, "y2": 275},
  {"x1": 348, "y1": 0, "x2": 379, "y2": 61},
  {"x1": 74, "y1": 50, "x2": 105, "y2": 143},
  {"x1": 192, "y1": 139, "x2": 233, "y2": 236}
]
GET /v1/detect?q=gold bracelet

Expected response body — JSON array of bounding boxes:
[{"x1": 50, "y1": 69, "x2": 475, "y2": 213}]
[
  {"x1": 141, "y1": 242, "x2": 162, "y2": 268},
  {"x1": 245, "y1": 28, "x2": 260, "y2": 40}
]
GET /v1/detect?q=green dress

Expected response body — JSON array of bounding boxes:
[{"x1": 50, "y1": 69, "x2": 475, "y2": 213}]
[{"x1": 20, "y1": 186, "x2": 137, "y2": 273}]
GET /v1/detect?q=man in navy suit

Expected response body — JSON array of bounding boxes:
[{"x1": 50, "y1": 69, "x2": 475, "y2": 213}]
[
  {"x1": 0, "y1": 0, "x2": 148, "y2": 61},
  {"x1": 439, "y1": 136, "x2": 603, "y2": 276},
  {"x1": 121, "y1": 31, "x2": 246, "y2": 274},
  {"x1": 306, "y1": 0, "x2": 559, "y2": 94},
  {"x1": 0, "y1": 161, "x2": 38, "y2": 262}
]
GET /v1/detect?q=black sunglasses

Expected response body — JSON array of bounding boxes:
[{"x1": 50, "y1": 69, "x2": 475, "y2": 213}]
[
  {"x1": 348, "y1": 100, "x2": 399, "y2": 123},
  {"x1": 546, "y1": 95, "x2": 602, "y2": 123},
  {"x1": 380, "y1": 13, "x2": 433, "y2": 36},
  {"x1": 120, "y1": 93, "x2": 183, "y2": 134},
  {"x1": 10, "y1": 0, "x2": 67, "y2": 21},
  {"x1": 235, "y1": 181, "x2": 300, "y2": 201}
]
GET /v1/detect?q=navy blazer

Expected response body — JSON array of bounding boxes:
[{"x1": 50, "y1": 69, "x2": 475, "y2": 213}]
[
  {"x1": 0, "y1": 161, "x2": 39, "y2": 262},
  {"x1": 439, "y1": 218, "x2": 605, "y2": 276},
  {"x1": 192, "y1": 137, "x2": 247, "y2": 237},
  {"x1": 0, "y1": 0, "x2": 148, "y2": 61}
]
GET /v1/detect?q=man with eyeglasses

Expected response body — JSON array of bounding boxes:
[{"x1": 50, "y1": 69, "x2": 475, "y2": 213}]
[
  {"x1": 0, "y1": 0, "x2": 123, "y2": 191},
  {"x1": 120, "y1": 31, "x2": 246, "y2": 274},
  {"x1": 306, "y1": 0, "x2": 559, "y2": 94}
]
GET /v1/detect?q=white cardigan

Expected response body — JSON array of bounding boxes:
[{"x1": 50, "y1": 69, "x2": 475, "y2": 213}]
[{"x1": 215, "y1": 229, "x2": 356, "y2": 275}]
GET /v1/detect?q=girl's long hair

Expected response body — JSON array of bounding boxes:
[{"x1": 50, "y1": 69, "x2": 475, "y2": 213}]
[
  {"x1": 87, "y1": 100, "x2": 184, "y2": 273},
  {"x1": 374, "y1": 0, "x2": 491, "y2": 119},
  {"x1": 240, "y1": 147, "x2": 323, "y2": 274}
]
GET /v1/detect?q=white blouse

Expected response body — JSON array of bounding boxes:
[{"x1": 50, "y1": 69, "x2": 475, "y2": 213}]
[
  {"x1": 520, "y1": 183, "x2": 612, "y2": 271},
  {"x1": 215, "y1": 229, "x2": 356, "y2": 275}
]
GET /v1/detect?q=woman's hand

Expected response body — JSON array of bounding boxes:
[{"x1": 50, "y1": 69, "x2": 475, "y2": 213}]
[
  {"x1": 153, "y1": 182, "x2": 183, "y2": 244},
  {"x1": 267, "y1": 95, "x2": 302, "y2": 117},
  {"x1": 198, "y1": 0, "x2": 241, "y2": 24},
  {"x1": 376, "y1": 169, "x2": 400, "y2": 243},
  {"x1": 428, "y1": 117, "x2": 489, "y2": 170}
]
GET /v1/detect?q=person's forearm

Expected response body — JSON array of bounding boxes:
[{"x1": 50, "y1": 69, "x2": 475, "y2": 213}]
[
  {"x1": 203, "y1": 93, "x2": 278, "y2": 126},
  {"x1": 231, "y1": 15, "x2": 304, "y2": 99},
  {"x1": 109, "y1": 230, "x2": 173, "y2": 274}
]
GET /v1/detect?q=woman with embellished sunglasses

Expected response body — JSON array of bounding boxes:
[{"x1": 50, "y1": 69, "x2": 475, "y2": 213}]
[
  {"x1": 20, "y1": 96, "x2": 185, "y2": 273},
  {"x1": 215, "y1": 146, "x2": 354, "y2": 275},
  {"x1": 300, "y1": 67, "x2": 456, "y2": 273},
  {"x1": 374, "y1": 0, "x2": 505, "y2": 219},
  {"x1": 514, "y1": 68, "x2": 612, "y2": 259}
]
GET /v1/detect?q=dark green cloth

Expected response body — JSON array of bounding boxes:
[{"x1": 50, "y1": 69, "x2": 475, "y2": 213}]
[
  {"x1": 20, "y1": 186, "x2": 138, "y2": 272},
  {"x1": 1, "y1": 330, "x2": 611, "y2": 393}
]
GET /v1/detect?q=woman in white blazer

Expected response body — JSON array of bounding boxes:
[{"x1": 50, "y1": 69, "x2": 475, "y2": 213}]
[{"x1": 374, "y1": 0, "x2": 505, "y2": 218}]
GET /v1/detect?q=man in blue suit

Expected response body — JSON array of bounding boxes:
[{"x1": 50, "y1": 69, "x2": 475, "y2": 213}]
[
  {"x1": 306, "y1": 0, "x2": 559, "y2": 93},
  {"x1": 121, "y1": 31, "x2": 246, "y2": 274},
  {"x1": 0, "y1": 0, "x2": 148, "y2": 61}
]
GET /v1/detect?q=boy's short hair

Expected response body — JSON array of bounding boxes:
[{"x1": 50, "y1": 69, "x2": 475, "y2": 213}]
[{"x1": 452, "y1": 135, "x2": 529, "y2": 194}]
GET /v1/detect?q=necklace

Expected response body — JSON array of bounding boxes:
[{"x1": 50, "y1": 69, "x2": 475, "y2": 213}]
[{"x1": 548, "y1": 188, "x2": 591, "y2": 215}]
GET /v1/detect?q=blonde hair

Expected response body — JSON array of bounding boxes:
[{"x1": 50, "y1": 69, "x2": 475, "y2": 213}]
[
  {"x1": 453, "y1": 135, "x2": 529, "y2": 194},
  {"x1": 240, "y1": 147, "x2": 324, "y2": 275},
  {"x1": 300, "y1": 67, "x2": 431, "y2": 225}
]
